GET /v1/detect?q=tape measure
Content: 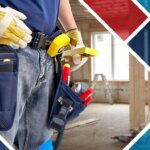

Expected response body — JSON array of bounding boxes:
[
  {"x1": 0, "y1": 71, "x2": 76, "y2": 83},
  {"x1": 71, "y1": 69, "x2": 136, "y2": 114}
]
[{"x1": 47, "y1": 33, "x2": 70, "y2": 57}]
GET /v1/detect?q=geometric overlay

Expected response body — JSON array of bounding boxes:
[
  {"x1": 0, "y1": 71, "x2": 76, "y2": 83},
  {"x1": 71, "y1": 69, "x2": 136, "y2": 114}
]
[
  {"x1": 123, "y1": 126, "x2": 150, "y2": 150},
  {"x1": 128, "y1": 21, "x2": 150, "y2": 66},
  {"x1": 38, "y1": 139, "x2": 53, "y2": 150},
  {"x1": 130, "y1": 129, "x2": 150, "y2": 150},
  {"x1": 0, "y1": 141, "x2": 9, "y2": 150},
  {"x1": 0, "y1": 136, "x2": 14, "y2": 150},
  {"x1": 84, "y1": 0, "x2": 148, "y2": 40},
  {"x1": 137, "y1": 0, "x2": 150, "y2": 13}
]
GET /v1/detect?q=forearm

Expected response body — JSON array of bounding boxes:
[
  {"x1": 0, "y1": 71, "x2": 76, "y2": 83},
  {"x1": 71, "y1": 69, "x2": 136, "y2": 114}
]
[{"x1": 58, "y1": 0, "x2": 77, "y2": 32}]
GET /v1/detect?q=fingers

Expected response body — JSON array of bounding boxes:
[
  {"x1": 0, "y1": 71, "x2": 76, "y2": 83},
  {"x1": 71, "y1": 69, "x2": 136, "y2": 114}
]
[
  {"x1": 18, "y1": 39, "x2": 27, "y2": 48},
  {"x1": 23, "y1": 34, "x2": 32, "y2": 43},
  {"x1": 16, "y1": 19, "x2": 32, "y2": 34},
  {"x1": 0, "y1": 38, "x2": 10, "y2": 45},
  {"x1": 2, "y1": 33, "x2": 28, "y2": 49},
  {"x1": 9, "y1": 23, "x2": 32, "y2": 43},
  {"x1": 6, "y1": 7, "x2": 27, "y2": 20},
  {"x1": 71, "y1": 57, "x2": 88, "y2": 72},
  {"x1": 73, "y1": 54, "x2": 82, "y2": 65},
  {"x1": 9, "y1": 42, "x2": 20, "y2": 49},
  {"x1": 0, "y1": 38, "x2": 19, "y2": 49},
  {"x1": 8, "y1": 21, "x2": 32, "y2": 44}
]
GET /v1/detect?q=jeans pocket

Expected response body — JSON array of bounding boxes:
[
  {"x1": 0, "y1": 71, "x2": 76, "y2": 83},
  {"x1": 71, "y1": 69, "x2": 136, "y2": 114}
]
[
  {"x1": 0, "y1": 46, "x2": 18, "y2": 131},
  {"x1": 0, "y1": 73, "x2": 18, "y2": 131},
  {"x1": 0, "y1": 72, "x2": 18, "y2": 111}
]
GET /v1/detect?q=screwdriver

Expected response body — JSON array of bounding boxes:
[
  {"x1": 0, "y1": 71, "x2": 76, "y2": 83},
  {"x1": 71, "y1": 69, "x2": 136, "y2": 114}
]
[
  {"x1": 80, "y1": 74, "x2": 99, "y2": 105},
  {"x1": 80, "y1": 88, "x2": 94, "y2": 106},
  {"x1": 62, "y1": 64, "x2": 71, "y2": 84}
]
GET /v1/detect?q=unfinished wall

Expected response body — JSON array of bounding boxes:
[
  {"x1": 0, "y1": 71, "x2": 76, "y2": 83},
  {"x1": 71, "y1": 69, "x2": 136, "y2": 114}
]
[
  {"x1": 71, "y1": 19, "x2": 130, "y2": 103},
  {"x1": 92, "y1": 81, "x2": 129, "y2": 104},
  {"x1": 71, "y1": 19, "x2": 149, "y2": 104}
]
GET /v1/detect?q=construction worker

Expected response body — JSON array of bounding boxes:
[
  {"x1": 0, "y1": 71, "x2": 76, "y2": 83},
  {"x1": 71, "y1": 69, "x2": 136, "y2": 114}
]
[{"x1": 0, "y1": 0, "x2": 87, "y2": 149}]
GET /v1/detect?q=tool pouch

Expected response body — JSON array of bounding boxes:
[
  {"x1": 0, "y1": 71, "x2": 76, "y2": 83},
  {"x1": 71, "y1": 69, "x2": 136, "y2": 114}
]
[
  {"x1": 0, "y1": 46, "x2": 18, "y2": 131},
  {"x1": 48, "y1": 55, "x2": 86, "y2": 130}
]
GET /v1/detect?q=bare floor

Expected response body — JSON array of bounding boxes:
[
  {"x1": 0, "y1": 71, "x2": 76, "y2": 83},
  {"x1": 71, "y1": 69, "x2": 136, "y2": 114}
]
[{"x1": 61, "y1": 103, "x2": 129, "y2": 150}]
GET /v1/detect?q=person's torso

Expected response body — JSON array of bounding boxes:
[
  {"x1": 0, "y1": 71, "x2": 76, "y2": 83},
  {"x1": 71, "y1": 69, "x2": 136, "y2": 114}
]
[{"x1": 0, "y1": 0, "x2": 60, "y2": 35}]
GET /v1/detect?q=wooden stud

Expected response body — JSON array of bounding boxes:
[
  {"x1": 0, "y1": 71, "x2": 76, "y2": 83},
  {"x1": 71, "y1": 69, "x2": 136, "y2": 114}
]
[
  {"x1": 129, "y1": 54, "x2": 145, "y2": 130},
  {"x1": 148, "y1": 72, "x2": 150, "y2": 111}
]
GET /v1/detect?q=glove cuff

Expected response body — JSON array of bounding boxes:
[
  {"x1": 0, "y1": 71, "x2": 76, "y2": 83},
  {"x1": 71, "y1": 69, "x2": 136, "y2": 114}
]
[
  {"x1": 66, "y1": 28, "x2": 84, "y2": 46},
  {"x1": 66, "y1": 28, "x2": 78, "y2": 33}
]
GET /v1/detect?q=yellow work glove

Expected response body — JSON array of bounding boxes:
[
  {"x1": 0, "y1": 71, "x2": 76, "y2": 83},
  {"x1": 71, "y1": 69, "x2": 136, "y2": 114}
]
[
  {"x1": 66, "y1": 29, "x2": 88, "y2": 72},
  {"x1": 0, "y1": 6, "x2": 32, "y2": 49},
  {"x1": 66, "y1": 28, "x2": 84, "y2": 46}
]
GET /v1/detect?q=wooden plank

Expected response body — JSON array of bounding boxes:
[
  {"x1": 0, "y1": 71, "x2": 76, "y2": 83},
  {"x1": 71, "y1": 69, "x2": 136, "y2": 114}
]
[
  {"x1": 134, "y1": 56, "x2": 139, "y2": 128},
  {"x1": 66, "y1": 118, "x2": 100, "y2": 130},
  {"x1": 138, "y1": 61, "x2": 145, "y2": 126},
  {"x1": 148, "y1": 72, "x2": 150, "y2": 111},
  {"x1": 129, "y1": 54, "x2": 145, "y2": 130},
  {"x1": 129, "y1": 54, "x2": 135, "y2": 129}
]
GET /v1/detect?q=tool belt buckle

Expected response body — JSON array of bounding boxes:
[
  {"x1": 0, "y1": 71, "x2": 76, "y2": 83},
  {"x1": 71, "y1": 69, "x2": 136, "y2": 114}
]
[{"x1": 30, "y1": 32, "x2": 50, "y2": 49}]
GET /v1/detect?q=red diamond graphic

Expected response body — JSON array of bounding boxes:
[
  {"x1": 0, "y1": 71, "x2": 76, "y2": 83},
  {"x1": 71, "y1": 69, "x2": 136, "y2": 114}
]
[{"x1": 83, "y1": 0, "x2": 148, "y2": 40}]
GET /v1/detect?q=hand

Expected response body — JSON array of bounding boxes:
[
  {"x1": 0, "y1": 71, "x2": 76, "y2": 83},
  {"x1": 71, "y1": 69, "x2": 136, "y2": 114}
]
[
  {"x1": 66, "y1": 28, "x2": 84, "y2": 46},
  {"x1": 0, "y1": 7, "x2": 32, "y2": 49},
  {"x1": 66, "y1": 29, "x2": 88, "y2": 72}
]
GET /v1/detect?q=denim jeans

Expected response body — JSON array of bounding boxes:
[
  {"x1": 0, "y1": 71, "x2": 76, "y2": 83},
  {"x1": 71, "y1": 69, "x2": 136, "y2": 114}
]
[{"x1": 0, "y1": 46, "x2": 54, "y2": 150}]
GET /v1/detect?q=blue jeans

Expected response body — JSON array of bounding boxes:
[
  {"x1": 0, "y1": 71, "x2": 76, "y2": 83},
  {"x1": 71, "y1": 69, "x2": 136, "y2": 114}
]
[{"x1": 0, "y1": 46, "x2": 54, "y2": 150}]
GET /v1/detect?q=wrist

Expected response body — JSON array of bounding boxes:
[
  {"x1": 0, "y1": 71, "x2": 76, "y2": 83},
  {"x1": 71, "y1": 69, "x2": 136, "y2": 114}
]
[{"x1": 66, "y1": 28, "x2": 78, "y2": 33}]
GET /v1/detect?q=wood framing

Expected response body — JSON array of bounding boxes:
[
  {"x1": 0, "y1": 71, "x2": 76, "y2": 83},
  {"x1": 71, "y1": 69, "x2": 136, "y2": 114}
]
[
  {"x1": 129, "y1": 54, "x2": 145, "y2": 129},
  {"x1": 148, "y1": 72, "x2": 150, "y2": 110}
]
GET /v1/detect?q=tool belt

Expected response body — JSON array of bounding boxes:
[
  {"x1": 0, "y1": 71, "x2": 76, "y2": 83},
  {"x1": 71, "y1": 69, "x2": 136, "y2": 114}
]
[
  {"x1": 29, "y1": 27, "x2": 62, "y2": 50},
  {"x1": 29, "y1": 26, "x2": 98, "y2": 58},
  {"x1": 29, "y1": 26, "x2": 70, "y2": 58},
  {"x1": 29, "y1": 27, "x2": 94, "y2": 150},
  {"x1": 0, "y1": 46, "x2": 18, "y2": 131},
  {"x1": 48, "y1": 55, "x2": 86, "y2": 150}
]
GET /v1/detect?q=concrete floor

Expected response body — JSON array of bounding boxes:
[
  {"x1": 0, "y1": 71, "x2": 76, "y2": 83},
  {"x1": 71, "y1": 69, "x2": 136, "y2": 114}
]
[{"x1": 61, "y1": 103, "x2": 129, "y2": 150}]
